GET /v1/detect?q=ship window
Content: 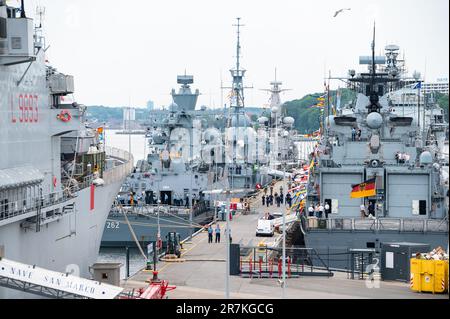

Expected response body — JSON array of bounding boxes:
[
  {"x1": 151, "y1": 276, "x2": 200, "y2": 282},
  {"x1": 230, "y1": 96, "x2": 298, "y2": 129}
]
[
  {"x1": 11, "y1": 37, "x2": 21, "y2": 49},
  {"x1": 0, "y1": 18, "x2": 6, "y2": 39},
  {"x1": 366, "y1": 242, "x2": 375, "y2": 248},
  {"x1": 419, "y1": 200, "x2": 427, "y2": 215}
]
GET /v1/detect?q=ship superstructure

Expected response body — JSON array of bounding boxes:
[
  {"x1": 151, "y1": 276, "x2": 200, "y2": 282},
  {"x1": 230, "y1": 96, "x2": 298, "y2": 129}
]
[
  {"x1": 101, "y1": 18, "x2": 302, "y2": 247},
  {"x1": 258, "y1": 77, "x2": 298, "y2": 171},
  {"x1": 101, "y1": 75, "x2": 226, "y2": 247},
  {"x1": 0, "y1": 1, "x2": 132, "y2": 297},
  {"x1": 303, "y1": 29, "x2": 448, "y2": 268}
]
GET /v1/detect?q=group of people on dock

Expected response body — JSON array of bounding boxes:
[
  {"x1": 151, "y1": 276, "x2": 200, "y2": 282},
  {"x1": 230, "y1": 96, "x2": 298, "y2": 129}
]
[
  {"x1": 207, "y1": 224, "x2": 232, "y2": 244},
  {"x1": 261, "y1": 185, "x2": 293, "y2": 208},
  {"x1": 207, "y1": 224, "x2": 221, "y2": 243},
  {"x1": 307, "y1": 202, "x2": 331, "y2": 219}
]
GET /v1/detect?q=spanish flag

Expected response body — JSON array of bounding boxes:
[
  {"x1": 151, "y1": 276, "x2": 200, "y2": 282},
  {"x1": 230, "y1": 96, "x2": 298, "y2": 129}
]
[{"x1": 350, "y1": 178, "x2": 376, "y2": 199}]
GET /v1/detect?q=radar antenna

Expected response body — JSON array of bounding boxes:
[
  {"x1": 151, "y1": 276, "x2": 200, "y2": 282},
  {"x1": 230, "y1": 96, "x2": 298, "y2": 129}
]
[
  {"x1": 223, "y1": 18, "x2": 253, "y2": 110},
  {"x1": 36, "y1": 5, "x2": 45, "y2": 29},
  {"x1": 20, "y1": 0, "x2": 26, "y2": 18},
  {"x1": 371, "y1": 21, "x2": 376, "y2": 87}
]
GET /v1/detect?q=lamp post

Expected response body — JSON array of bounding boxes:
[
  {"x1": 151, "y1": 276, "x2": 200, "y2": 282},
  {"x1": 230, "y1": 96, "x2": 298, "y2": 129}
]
[
  {"x1": 281, "y1": 162, "x2": 287, "y2": 299},
  {"x1": 189, "y1": 174, "x2": 193, "y2": 242},
  {"x1": 225, "y1": 189, "x2": 231, "y2": 299},
  {"x1": 157, "y1": 199, "x2": 161, "y2": 254}
]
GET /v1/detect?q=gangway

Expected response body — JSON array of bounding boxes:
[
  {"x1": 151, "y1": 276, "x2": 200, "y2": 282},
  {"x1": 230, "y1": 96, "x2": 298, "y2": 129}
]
[{"x1": 0, "y1": 257, "x2": 123, "y2": 299}]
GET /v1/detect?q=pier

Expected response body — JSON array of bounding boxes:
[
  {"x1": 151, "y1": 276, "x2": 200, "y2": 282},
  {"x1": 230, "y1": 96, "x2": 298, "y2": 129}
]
[{"x1": 120, "y1": 181, "x2": 446, "y2": 299}]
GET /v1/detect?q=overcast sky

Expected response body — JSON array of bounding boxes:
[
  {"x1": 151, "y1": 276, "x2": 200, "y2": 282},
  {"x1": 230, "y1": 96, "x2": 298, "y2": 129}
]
[{"x1": 19, "y1": 0, "x2": 449, "y2": 108}]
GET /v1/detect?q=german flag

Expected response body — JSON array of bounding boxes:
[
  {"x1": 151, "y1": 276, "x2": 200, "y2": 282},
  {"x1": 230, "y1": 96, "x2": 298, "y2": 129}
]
[{"x1": 350, "y1": 178, "x2": 376, "y2": 198}]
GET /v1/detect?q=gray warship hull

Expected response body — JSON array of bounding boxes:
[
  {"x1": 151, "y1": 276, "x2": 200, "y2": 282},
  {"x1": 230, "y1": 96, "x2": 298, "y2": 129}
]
[
  {"x1": 0, "y1": 3, "x2": 132, "y2": 298},
  {"x1": 301, "y1": 36, "x2": 449, "y2": 271},
  {"x1": 303, "y1": 223, "x2": 448, "y2": 270},
  {"x1": 0, "y1": 177, "x2": 124, "y2": 298},
  {"x1": 101, "y1": 212, "x2": 209, "y2": 247}
]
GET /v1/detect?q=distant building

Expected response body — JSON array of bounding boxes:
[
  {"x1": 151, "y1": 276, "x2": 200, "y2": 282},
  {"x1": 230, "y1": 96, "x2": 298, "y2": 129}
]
[
  {"x1": 146, "y1": 100, "x2": 155, "y2": 110},
  {"x1": 402, "y1": 78, "x2": 449, "y2": 95},
  {"x1": 422, "y1": 78, "x2": 448, "y2": 95}
]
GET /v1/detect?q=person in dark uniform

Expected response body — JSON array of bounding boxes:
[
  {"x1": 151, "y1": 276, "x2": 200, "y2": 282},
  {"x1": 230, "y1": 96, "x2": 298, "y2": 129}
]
[
  {"x1": 286, "y1": 193, "x2": 292, "y2": 207},
  {"x1": 215, "y1": 224, "x2": 221, "y2": 243},
  {"x1": 207, "y1": 225, "x2": 213, "y2": 244}
]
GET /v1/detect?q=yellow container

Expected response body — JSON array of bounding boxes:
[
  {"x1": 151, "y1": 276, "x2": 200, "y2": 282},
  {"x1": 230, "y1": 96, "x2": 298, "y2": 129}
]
[{"x1": 410, "y1": 258, "x2": 449, "y2": 294}]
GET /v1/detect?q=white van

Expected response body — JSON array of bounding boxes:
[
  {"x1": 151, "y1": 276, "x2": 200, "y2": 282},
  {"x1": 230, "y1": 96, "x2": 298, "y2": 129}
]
[{"x1": 256, "y1": 219, "x2": 274, "y2": 237}]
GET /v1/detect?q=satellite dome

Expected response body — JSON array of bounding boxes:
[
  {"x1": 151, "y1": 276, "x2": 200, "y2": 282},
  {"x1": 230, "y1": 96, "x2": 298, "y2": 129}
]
[
  {"x1": 271, "y1": 106, "x2": 279, "y2": 114},
  {"x1": 366, "y1": 112, "x2": 383, "y2": 129},
  {"x1": 283, "y1": 130, "x2": 289, "y2": 137},
  {"x1": 419, "y1": 151, "x2": 433, "y2": 165},
  {"x1": 258, "y1": 116, "x2": 269, "y2": 125},
  {"x1": 283, "y1": 117, "x2": 295, "y2": 125}
]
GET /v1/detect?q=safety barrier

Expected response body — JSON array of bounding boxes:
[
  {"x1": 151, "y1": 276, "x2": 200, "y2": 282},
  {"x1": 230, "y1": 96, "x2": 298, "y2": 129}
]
[
  {"x1": 238, "y1": 246, "x2": 333, "y2": 278},
  {"x1": 311, "y1": 217, "x2": 448, "y2": 233}
]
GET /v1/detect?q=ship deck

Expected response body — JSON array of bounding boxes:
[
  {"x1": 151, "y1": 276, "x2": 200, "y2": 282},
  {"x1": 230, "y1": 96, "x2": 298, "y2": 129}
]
[{"x1": 120, "y1": 181, "x2": 447, "y2": 299}]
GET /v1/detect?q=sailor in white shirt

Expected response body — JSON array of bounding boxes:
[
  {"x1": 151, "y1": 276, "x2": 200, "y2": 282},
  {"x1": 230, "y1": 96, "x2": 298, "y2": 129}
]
[
  {"x1": 308, "y1": 206, "x2": 314, "y2": 217},
  {"x1": 318, "y1": 204, "x2": 324, "y2": 219},
  {"x1": 360, "y1": 204, "x2": 367, "y2": 218},
  {"x1": 324, "y1": 203, "x2": 330, "y2": 218}
]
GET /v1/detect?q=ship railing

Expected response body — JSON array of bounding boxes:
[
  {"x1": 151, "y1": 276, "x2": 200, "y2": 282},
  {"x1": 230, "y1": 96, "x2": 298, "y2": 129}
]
[
  {"x1": 321, "y1": 217, "x2": 448, "y2": 233},
  {"x1": 109, "y1": 202, "x2": 212, "y2": 218},
  {"x1": 0, "y1": 189, "x2": 76, "y2": 222},
  {"x1": 109, "y1": 204, "x2": 192, "y2": 217},
  {"x1": 103, "y1": 147, "x2": 134, "y2": 185}
]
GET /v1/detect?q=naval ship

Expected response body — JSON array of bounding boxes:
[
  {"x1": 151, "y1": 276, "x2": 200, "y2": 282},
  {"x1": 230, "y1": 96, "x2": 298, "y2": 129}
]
[
  {"x1": 0, "y1": 1, "x2": 132, "y2": 297},
  {"x1": 101, "y1": 75, "x2": 227, "y2": 247},
  {"x1": 303, "y1": 32, "x2": 449, "y2": 269},
  {"x1": 223, "y1": 18, "x2": 300, "y2": 189},
  {"x1": 101, "y1": 18, "x2": 302, "y2": 248}
]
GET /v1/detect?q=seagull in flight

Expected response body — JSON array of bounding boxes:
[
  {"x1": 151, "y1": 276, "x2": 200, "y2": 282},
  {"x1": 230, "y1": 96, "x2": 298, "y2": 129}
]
[{"x1": 333, "y1": 8, "x2": 351, "y2": 17}]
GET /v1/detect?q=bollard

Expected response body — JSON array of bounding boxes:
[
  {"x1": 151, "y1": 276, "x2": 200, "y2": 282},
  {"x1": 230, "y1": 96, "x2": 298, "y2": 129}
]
[{"x1": 151, "y1": 270, "x2": 160, "y2": 283}]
